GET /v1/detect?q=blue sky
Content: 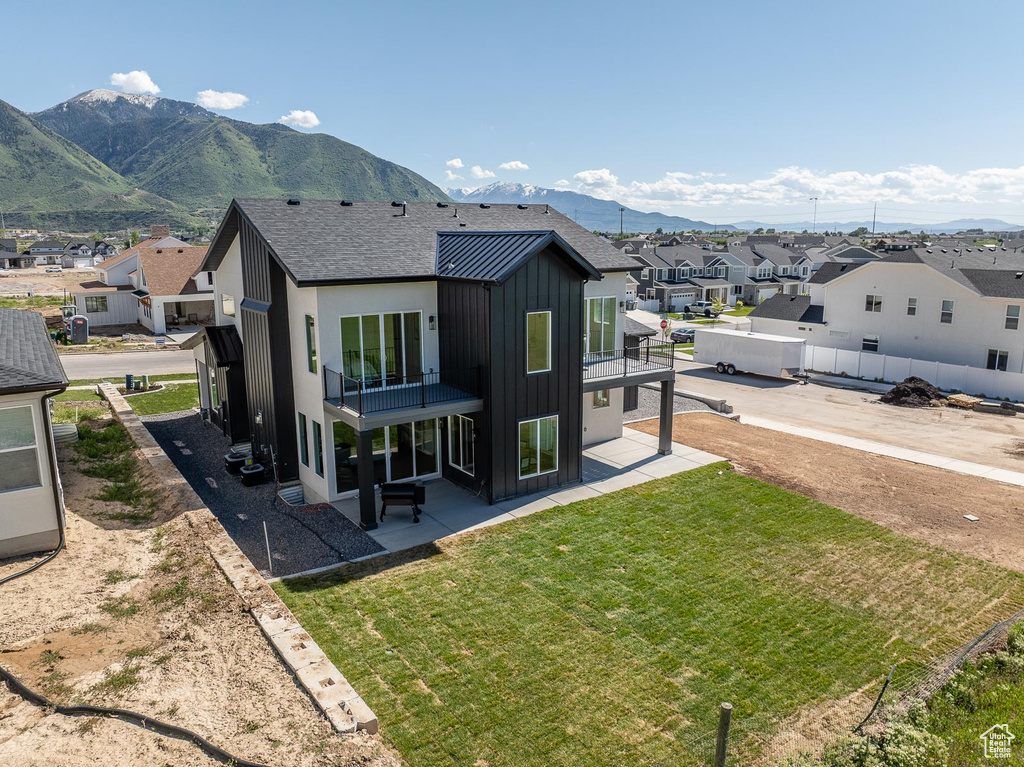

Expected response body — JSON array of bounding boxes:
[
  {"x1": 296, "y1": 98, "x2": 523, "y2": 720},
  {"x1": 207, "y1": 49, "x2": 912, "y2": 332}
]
[{"x1": 6, "y1": 0, "x2": 1024, "y2": 224}]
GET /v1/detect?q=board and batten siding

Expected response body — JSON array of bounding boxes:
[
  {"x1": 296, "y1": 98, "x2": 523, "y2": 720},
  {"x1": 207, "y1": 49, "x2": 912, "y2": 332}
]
[{"x1": 236, "y1": 219, "x2": 299, "y2": 481}]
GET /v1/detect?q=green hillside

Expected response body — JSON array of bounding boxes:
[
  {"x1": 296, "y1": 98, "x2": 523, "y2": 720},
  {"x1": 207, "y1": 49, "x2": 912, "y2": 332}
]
[{"x1": 0, "y1": 98, "x2": 197, "y2": 230}]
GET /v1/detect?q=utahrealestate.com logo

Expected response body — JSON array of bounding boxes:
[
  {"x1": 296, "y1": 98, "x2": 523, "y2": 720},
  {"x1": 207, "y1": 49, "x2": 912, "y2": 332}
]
[{"x1": 980, "y1": 724, "x2": 1014, "y2": 759}]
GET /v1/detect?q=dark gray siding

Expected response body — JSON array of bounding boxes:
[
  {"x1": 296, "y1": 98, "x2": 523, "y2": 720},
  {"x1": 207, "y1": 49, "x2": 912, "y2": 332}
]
[{"x1": 237, "y1": 217, "x2": 298, "y2": 481}]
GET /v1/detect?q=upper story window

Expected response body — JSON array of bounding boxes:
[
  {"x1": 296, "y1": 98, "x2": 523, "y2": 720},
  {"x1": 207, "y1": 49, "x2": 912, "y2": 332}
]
[
  {"x1": 305, "y1": 314, "x2": 318, "y2": 374},
  {"x1": 907, "y1": 298, "x2": 917, "y2": 316},
  {"x1": 757, "y1": 266, "x2": 772, "y2": 279},
  {"x1": 940, "y1": 299, "x2": 954, "y2": 324},
  {"x1": 715, "y1": 266, "x2": 726, "y2": 277},
  {"x1": 586, "y1": 297, "x2": 616, "y2": 355},
  {"x1": 526, "y1": 311, "x2": 551, "y2": 374},
  {"x1": 641, "y1": 268, "x2": 651, "y2": 280},
  {"x1": 1006, "y1": 305, "x2": 1020, "y2": 330},
  {"x1": 221, "y1": 293, "x2": 236, "y2": 318},
  {"x1": 779, "y1": 266, "x2": 789, "y2": 275},
  {"x1": 342, "y1": 312, "x2": 422, "y2": 387},
  {"x1": 865, "y1": 294, "x2": 882, "y2": 313},
  {"x1": 657, "y1": 269, "x2": 668, "y2": 281}
]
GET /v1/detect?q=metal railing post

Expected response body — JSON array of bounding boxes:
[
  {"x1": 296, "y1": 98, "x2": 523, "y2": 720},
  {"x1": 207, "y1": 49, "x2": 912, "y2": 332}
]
[
  {"x1": 357, "y1": 379, "x2": 363, "y2": 414},
  {"x1": 421, "y1": 373, "x2": 426, "y2": 408}
]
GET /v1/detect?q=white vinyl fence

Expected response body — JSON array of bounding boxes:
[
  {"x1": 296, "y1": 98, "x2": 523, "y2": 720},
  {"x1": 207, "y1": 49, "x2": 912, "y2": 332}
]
[{"x1": 804, "y1": 345, "x2": 1024, "y2": 401}]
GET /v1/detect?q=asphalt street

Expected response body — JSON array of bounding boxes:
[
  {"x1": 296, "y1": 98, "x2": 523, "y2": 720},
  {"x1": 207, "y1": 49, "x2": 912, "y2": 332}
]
[{"x1": 60, "y1": 349, "x2": 196, "y2": 379}]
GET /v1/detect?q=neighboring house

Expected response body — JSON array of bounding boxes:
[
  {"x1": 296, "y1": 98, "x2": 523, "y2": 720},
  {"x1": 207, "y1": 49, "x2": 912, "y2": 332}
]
[
  {"x1": 29, "y1": 239, "x2": 65, "y2": 266},
  {"x1": 631, "y1": 244, "x2": 745, "y2": 310},
  {"x1": 61, "y1": 242, "x2": 95, "y2": 269},
  {"x1": 92, "y1": 241, "x2": 119, "y2": 259},
  {"x1": 750, "y1": 246, "x2": 1024, "y2": 372},
  {"x1": 72, "y1": 225, "x2": 214, "y2": 333},
  {"x1": 184, "y1": 199, "x2": 678, "y2": 530},
  {"x1": 611, "y1": 238, "x2": 650, "y2": 254},
  {"x1": 0, "y1": 238, "x2": 32, "y2": 269},
  {"x1": 0, "y1": 308, "x2": 68, "y2": 559}
]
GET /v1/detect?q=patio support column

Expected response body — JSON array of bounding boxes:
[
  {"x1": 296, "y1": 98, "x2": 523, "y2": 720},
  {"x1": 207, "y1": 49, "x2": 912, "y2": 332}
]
[
  {"x1": 658, "y1": 378, "x2": 674, "y2": 455},
  {"x1": 356, "y1": 428, "x2": 378, "y2": 530}
]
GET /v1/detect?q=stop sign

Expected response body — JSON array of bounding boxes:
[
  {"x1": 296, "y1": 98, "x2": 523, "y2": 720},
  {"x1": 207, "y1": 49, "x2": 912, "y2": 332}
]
[{"x1": 660, "y1": 319, "x2": 668, "y2": 329}]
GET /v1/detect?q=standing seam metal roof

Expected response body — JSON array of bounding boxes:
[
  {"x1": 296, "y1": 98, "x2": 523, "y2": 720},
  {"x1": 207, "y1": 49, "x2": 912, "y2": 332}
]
[{"x1": 435, "y1": 231, "x2": 599, "y2": 283}]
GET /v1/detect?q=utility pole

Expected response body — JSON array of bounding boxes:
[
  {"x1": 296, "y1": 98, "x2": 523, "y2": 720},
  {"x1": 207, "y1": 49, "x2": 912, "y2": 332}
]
[
  {"x1": 872, "y1": 202, "x2": 877, "y2": 236},
  {"x1": 809, "y1": 197, "x2": 819, "y2": 233},
  {"x1": 619, "y1": 207, "x2": 625, "y2": 236}
]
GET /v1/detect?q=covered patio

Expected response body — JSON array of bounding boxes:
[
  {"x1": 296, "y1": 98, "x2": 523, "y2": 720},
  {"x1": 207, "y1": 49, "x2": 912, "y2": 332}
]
[{"x1": 331, "y1": 427, "x2": 724, "y2": 553}]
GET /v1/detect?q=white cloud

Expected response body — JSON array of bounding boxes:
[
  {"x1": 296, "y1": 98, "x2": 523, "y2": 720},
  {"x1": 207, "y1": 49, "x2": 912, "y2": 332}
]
[
  {"x1": 554, "y1": 178, "x2": 571, "y2": 188},
  {"x1": 445, "y1": 169, "x2": 463, "y2": 182},
  {"x1": 470, "y1": 165, "x2": 496, "y2": 179},
  {"x1": 109, "y1": 70, "x2": 160, "y2": 95},
  {"x1": 197, "y1": 89, "x2": 249, "y2": 110},
  {"x1": 557, "y1": 164, "x2": 1024, "y2": 214},
  {"x1": 279, "y1": 109, "x2": 321, "y2": 129},
  {"x1": 446, "y1": 158, "x2": 464, "y2": 169},
  {"x1": 499, "y1": 160, "x2": 530, "y2": 171}
]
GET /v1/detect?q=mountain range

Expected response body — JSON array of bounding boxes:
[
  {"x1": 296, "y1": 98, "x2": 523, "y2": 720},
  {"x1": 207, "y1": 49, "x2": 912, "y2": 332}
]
[
  {"x1": 1, "y1": 88, "x2": 447, "y2": 230},
  {"x1": 446, "y1": 183, "x2": 736, "y2": 233}
]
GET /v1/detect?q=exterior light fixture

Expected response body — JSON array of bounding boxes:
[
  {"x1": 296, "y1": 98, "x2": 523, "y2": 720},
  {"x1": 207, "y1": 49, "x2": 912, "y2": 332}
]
[{"x1": 429, "y1": 315, "x2": 436, "y2": 330}]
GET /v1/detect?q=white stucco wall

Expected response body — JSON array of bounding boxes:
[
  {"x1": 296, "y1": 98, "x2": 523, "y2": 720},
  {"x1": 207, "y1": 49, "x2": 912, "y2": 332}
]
[
  {"x1": 213, "y1": 236, "x2": 245, "y2": 338},
  {"x1": 0, "y1": 394, "x2": 60, "y2": 557},
  {"x1": 582, "y1": 387, "x2": 624, "y2": 445}
]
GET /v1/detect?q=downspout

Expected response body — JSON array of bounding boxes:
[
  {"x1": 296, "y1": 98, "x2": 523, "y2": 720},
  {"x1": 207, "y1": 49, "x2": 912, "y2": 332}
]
[{"x1": 0, "y1": 388, "x2": 67, "y2": 586}]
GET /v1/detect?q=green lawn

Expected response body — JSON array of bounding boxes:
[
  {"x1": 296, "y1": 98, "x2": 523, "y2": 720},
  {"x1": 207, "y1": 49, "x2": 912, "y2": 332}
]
[
  {"x1": 54, "y1": 388, "x2": 102, "y2": 402},
  {"x1": 68, "y1": 373, "x2": 197, "y2": 386},
  {"x1": 0, "y1": 294, "x2": 63, "y2": 309},
  {"x1": 275, "y1": 466, "x2": 1024, "y2": 767},
  {"x1": 52, "y1": 403, "x2": 106, "y2": 423},
  {"x1": 125, "y1": 383, "x2": 199, "y2": 416},
  {"x1": 724, "y1": 305, "x2": 755, "y2": 316}
]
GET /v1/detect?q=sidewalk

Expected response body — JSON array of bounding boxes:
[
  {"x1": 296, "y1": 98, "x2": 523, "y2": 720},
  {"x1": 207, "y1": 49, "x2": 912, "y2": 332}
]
[{"x1": 740, "y1": 414, "x2": 1024, "y2": 487}]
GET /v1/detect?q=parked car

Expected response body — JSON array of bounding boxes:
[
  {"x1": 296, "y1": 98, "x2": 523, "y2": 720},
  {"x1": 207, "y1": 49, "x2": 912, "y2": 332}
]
[
  {"x1": 684, "y1": 300, "x2": 720, "y2": 317},
  {"x1": 44, "y1": 266, "x2": 62, "y2": 273},
  {"x1": 670, "y1": 329, "x2": 695, "y2": 343}
]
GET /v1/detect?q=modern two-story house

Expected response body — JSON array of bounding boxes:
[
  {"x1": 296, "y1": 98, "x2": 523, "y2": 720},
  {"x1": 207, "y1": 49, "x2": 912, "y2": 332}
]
[{"x1": 186, "y1": 199, "x2": 678, "y2": 529}]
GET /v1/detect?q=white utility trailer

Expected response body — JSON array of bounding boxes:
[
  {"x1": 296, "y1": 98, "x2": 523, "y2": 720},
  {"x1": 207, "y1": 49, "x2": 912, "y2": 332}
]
[{"x1": 692, "y1": 328, "x2": 805, "y2": 378}]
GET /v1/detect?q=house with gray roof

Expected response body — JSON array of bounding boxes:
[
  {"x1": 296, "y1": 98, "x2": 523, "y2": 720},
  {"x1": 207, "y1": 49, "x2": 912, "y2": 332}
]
[
  {"x1": 187, "y1": 199, "x2": 678, "y2": 530},
  {"x1": 0, "y1": 308, "x2": 68, "y2": 559}
]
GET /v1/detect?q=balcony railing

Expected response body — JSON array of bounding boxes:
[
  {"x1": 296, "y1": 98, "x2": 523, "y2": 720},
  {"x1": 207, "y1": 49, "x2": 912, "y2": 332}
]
[
  {"x1": 324, "y1": 366, "x2": 481, "y2": 415},
  {"x1": 582, "y1": 342, "x2": 675, "y2": 381}
]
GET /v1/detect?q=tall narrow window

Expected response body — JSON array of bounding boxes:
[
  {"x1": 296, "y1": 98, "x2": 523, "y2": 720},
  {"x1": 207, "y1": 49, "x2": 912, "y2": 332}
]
[
  {"x1": 526, "y1": 311, "x2": 551, "y2": 374},
  {"x1": 448, "y1": 415, "x2": 474, "y2": 475},
  {"x1": 0, "y1": 406, "x2": 40, "y2": 493},
  {"x1": 586, "y1": 297, "x2": 616, "y2": 355},
  {"x1": 1006, "y1": 305, "x2": 1020, "y2": 330},
  {"x1": 519, "y1": 415, "x2": 558, "y2": 479},
  {"x1": 312, "y1": 420, "x2": 324, "y2": 478},
  {"x1": 298, "y1": 413, "x2": 309, "y2": 467},
  {"x1": 865, "y1": 294, "x2": 882, "y2": 313},
  {"x1": 221, "y1": 294, "x2": 235, "y2": 318},
  {"x1": 987, "y1": 349, "x2": 1009, "y2": 371},
  {"x1": 940, "y1": 299, "x2": 954, "y2": 324},
  {"x1": 305, "y1": 315, "x2": 317, "y2": 373},
  {"x1": 907, "y1": 298, "x2": 917, "y2": 316}
]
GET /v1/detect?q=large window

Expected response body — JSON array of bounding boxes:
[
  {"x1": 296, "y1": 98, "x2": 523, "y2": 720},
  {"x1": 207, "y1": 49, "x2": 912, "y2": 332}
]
[
  {"x1": 940, "y1": 299, "x2": 954, "y2": 324},
  {"x1": 341, "y1": 312, "x2": 422, "y2": 389},
  {"x1": 312, "y1": 420, "x2": 324, "y2": 478},
  {"x1": 0, "y1": 406, "x2": 40, "y2": 493},
  {"x1": 1006, "y1": 305, "x2": 1020, "y2": 331},
  {"x1": 448, "y1": 414, "x2": 474, "y2": 475},
  {"x1": 85, "y1": 296, "x2": 108, "y2": 313},
  {"x1": 519, "y1": 415, "x2": 558, "y2": 479},
  {"x1": 907, "y1": 298, "x2": 917, "y2": 316},
  {"x1": 865, "y1": 294, "x2": 882, "y2": 313},
  {"x1": 987, "y1": 349, "x2": 1009, "y2": 372},
  {"x1": 586, "y1": 297, "x2": 616, "y2": 355},
  {"x1": 221, "y1": 293, "x2": 235, "y2": 318},
  {"x1": 305, "y1": 315, "x2": 317, "y2": 374},
  {"x1": 298, "y1": 413, "x2": 309, "y2": 467},
  {"x1": 526, "y1": 311, "x2": 551, "y2": 374}
]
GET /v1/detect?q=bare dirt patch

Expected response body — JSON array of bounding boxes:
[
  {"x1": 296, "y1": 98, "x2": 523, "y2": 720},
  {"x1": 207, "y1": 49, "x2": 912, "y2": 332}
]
[
  {"x1": 633, "y1": 413, "x2": 1024, "y2": 573},
  {"x1": 0, "y1": 419, "x2": 399, "y2": 767}
]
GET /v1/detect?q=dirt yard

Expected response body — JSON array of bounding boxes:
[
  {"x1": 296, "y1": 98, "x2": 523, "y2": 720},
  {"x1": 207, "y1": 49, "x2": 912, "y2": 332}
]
[
  {"x1": 633, "y1": 413, "x2": 1024, "y2": 573},
  {"x1": 0, "y1": 417, "x2": 399, "y2": 767},
  {"x1": 0, "y1": 267, "x2": 97, "y2": 296}
]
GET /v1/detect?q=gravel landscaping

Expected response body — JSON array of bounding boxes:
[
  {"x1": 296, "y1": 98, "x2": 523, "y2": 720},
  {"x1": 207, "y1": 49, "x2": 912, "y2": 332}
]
[
  {"x1": 624, "y1": 384, "x2": 714, "y2": 423},
  {"x1": 142, "y1": 412, "x2": 382, "y2": 577}
]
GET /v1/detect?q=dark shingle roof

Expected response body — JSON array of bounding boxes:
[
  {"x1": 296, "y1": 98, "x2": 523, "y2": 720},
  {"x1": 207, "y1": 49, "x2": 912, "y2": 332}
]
[
  {"x1": 878, "y1": 247, "x2": 1024, "y2": 296},
  {"x1": 29, "y1": 239, "x2": 64, "y2": 250},
  {"x1": 622, "y1": 316, "x2": 657, "y2": 337},
  {"x1": 205, "y1": 200, "x2": 637, "y2": 285},
  {"x1": 435, "y1": 231, "x2": 599, "y2": 283},
  {"x1": 749, "y1": 294, "x2": 823, "y2": 323},
  {"x1": 807, "y1": 262, "x2": 863, "y2": 284},
  {"x1": 0, "y1": 238, "x2": 16, "y2": 253},
  {"x1": 0, "y1": 308, "x2": 68, "y2": 392}
]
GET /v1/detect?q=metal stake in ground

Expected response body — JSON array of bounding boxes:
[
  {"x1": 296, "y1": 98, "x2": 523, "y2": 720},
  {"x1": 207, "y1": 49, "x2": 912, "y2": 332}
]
[
  {"x1": 715, "y1": 702, "x2": 732, "y2": 767},
  {"x1": 263, "y1": 520, "x2": 273, "y2": 576}
]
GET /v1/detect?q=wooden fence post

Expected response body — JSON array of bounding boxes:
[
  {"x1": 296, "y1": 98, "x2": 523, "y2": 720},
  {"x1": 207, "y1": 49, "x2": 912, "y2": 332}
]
[{"x1": 714, "y1": 702, "x2": 732, "y2": 767}]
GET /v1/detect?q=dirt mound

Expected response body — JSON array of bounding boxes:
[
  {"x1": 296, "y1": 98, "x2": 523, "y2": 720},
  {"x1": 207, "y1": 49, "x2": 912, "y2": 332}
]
[{"x1": 880, "y1": 376, "x2": 944, "y2": 408}]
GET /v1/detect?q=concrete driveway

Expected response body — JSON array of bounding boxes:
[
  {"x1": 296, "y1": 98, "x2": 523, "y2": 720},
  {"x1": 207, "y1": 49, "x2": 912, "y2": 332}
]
[
  {"x1": 59, "y1": 349, "x2": 196, "y2": 378},
  {"x1": 674, "y1": 359, "x2": 1024, "y2": 471}
]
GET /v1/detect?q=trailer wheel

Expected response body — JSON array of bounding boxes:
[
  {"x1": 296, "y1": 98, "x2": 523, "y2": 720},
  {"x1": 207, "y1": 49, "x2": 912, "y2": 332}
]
[
  {"x1": 715, "y1": 362, "x2": 725, "y2": 374},
  {"x1": 726, "y1": 364, "x2": 737, "y2": 375}
]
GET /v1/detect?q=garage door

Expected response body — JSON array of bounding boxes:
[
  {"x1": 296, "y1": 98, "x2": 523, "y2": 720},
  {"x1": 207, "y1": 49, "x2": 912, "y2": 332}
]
[{"x1": 669, "y1": 292, "x2": 696, "y2": 311}]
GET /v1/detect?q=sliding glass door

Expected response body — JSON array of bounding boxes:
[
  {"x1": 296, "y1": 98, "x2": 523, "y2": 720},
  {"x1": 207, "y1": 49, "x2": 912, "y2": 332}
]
[
  {"x1": 341, "y1": 312, "x2": 422, "y2": 390},
  {"x1": 332, "y1": 418, "x2": 438, "y2": 496},
  {"x1": 586, "y1": 297, "x2": 616, "y2": 355}
]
